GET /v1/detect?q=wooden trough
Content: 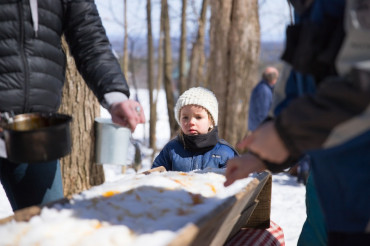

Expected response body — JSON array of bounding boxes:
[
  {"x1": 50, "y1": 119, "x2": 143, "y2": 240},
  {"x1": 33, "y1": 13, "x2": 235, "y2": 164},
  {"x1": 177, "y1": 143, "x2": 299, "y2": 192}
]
[{"x1": 0, "y1": 168, "x2": 272, "y2": 246}]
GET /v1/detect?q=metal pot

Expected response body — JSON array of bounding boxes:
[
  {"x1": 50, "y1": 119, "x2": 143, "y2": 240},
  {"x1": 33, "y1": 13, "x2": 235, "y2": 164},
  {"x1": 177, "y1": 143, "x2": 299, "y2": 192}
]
[{"x1": 0, "y1": 113, "x2": 72, "y2": 163}]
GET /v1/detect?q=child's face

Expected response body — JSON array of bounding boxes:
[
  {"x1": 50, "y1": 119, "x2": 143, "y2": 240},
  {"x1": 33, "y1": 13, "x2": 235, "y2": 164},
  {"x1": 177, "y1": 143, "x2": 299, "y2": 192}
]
[{"x1": 180, "y1": 105, "x2": 213, "y2": 135}]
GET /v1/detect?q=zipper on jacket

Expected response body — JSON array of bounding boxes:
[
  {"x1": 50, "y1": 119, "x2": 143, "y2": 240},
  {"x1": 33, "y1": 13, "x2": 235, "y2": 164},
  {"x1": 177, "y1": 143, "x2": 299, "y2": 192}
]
[{"x1": 18, "y1": 1, "x2": 30, "y2": 113}]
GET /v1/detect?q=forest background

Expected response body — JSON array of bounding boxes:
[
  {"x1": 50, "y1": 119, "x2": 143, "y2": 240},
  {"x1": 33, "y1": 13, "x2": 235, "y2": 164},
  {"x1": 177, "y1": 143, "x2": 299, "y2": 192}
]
[
  {"x1": 1, "y1": 3, "x2": 306, "y2": 244},
  {"x1": 56, "y1": 0, "x2": 292, "y2": 197},
  {"x1": 96, "y1": 0, "x2": 290, "y2": 145}
]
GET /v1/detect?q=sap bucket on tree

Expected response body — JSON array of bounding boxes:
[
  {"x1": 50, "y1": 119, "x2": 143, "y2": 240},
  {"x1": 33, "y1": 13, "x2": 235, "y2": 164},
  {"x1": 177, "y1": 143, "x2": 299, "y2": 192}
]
[{"x1": 94, "y1": 118, "x2": 131, "y2": 165}]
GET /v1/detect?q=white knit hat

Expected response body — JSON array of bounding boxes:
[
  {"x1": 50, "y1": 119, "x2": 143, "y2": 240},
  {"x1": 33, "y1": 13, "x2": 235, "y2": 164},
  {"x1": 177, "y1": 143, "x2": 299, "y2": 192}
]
[{"x1": 174, "y1": 87, "x2": 218, "y2": 126}]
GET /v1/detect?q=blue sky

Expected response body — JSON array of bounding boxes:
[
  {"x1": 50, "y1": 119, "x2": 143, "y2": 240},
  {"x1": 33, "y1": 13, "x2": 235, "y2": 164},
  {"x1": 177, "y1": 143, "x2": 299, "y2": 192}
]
[{"x1": 95, "y1": 0, "x2": 291, "y2": 43}]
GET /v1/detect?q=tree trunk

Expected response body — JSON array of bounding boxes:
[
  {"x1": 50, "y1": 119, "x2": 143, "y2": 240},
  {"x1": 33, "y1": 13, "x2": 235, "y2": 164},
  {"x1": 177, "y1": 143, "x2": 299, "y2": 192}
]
[
  {"x1": 161, "y1": 0, "x2": 178, "y2": 137},
  {"x1": 123, "y1": 0, "x2": 129, "y2": 76},
  {"x1": 179, "y1": 0, "x2": 188, "y2": 95},
  {"x1": 188, "y1": 0, "x2": 208, "y2": 88},
  {"x1": 208, "y1": 0, "x2": 260, "y2": 146},
  {"x1": 150, "y1": 8, "x2": 165, "y2": 163},
  {"x1": 59, "y1": 38, "x2": 104, "y2": 198},
  {"x1": 146, "y1": 0, "x2": 156, "y2": 149}
]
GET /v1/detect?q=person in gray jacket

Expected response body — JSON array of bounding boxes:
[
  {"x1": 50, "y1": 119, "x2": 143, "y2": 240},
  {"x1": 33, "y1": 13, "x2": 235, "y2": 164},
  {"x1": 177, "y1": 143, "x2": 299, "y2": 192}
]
[
  {"x1": 248, "y1": 66, "x2": 279, "y2": 132},
  {"x1": 0, "y1": 0, "x2": 145, "y2": 211}
]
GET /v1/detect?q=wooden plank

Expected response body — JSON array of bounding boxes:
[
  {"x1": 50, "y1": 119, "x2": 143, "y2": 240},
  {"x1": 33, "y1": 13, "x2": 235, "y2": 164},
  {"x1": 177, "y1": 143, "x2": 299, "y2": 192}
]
[
  {"x1": 226, "y1": 202, "x2": 259, "y2": 241},
  {"x1": 212, "y1": 172, "x2": 271, "y2": 245},
  {"x1": 209, "y1": 179, "x2": 262, "y2": 246},
  {"x1": 224, "y1": 172, "x2": 272, "y2": 242},
  {"x1": 0, "y1": 206, "x2": 40, "y2": 225},
  {"x1": 171, "y1": 171, "x2": 271, "y2": 246},
  {"x1": 0, "y1": 197, "x2": 69, "y2": 225},
  {"x1": 141, "y1": 166, "x2": 167, "y2": 175},
  {"x1": 244, "y1": 173, "x2": 272, "y2": 229}
]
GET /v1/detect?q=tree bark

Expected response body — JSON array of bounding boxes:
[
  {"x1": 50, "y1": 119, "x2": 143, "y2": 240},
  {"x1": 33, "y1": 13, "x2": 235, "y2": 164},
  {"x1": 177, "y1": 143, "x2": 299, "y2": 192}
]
[
  {"x1": 179, "y1": 0, "x2": 188, "y2": 95},
  {"x1": 150, "y1": 7, "x2": 165, "y2": 163},
  {"x1": 161, "y1": 0, "x2": 178, "y2": 137},
  {"x1": 188, "y1": 0, "x2": 208, "y2": 88},
  {"x1": 59, "y1": 38, "x2": 104, "y2": 198},
  {"x1": 208, "y1": 0, "x2": 260, "y2": 145},
  {"x1": 146, "y1": 0, "x2": 156, "y2": 149},
  {"x1": 123, "y1": 0, "x2": 129, "y2": 76}
]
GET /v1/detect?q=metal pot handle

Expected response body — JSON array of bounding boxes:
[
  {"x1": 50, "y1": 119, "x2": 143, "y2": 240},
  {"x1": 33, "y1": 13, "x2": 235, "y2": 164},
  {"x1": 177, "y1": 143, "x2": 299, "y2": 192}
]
[
  {"x1": 0, "y1": 124, "x2": 6, "y2": 159},
  {"x1": 0, "y1": 112, "x2": 14, "y2": 159},
  {"x1": 0, "y1": 111, "x2": 15, "y2": 124}
]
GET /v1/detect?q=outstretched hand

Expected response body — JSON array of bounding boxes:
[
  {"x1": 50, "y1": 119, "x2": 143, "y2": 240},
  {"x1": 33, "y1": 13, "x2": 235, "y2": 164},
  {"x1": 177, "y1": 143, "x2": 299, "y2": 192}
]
[
  {"x1": 224, "y1": 153, "x2": 266, "y2": 187},
  {"x1": 224, "y1": 121, "x2": 291, "y2": 187},
  {"x1": 109, "y1": 100, "x2": 145, "y2": 132}
]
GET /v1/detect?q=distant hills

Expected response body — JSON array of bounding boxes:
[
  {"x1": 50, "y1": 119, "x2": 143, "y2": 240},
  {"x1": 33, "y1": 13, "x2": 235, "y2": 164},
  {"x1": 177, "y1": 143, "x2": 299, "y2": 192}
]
[
  {"x1": 108, "y1": 35, "x2": 285, "y2": 64},
  {"x1": 260, "y1": 41, "x2": 285, "y2": 64}
]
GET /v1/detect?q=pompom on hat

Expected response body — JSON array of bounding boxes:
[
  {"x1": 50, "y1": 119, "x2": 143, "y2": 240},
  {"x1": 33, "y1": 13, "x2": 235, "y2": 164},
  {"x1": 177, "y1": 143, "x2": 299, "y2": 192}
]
[{"x1": 174, "y1": 87, "x2": 218, "y2": 126}]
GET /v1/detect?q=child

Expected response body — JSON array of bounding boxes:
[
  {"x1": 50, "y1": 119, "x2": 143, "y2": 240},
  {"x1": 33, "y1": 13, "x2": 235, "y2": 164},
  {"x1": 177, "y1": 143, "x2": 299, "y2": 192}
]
[{"x1": 152, "y1": 87, "x2": 238, "y2": 171}]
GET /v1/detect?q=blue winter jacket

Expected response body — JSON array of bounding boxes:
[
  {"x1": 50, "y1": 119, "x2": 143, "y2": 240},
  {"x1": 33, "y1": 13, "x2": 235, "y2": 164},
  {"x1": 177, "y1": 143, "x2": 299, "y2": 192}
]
[
  {"x1": 248, "y1": 80, "x2": 274, "y2": 131},
  {"x1": 152, "y1": 137, "x2": 238, "y2": 172}
]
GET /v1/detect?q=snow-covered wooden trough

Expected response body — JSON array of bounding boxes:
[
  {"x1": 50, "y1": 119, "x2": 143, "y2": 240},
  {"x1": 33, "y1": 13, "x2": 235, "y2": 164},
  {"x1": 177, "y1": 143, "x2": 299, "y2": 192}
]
[{"x1": 0, "y1": 168, "x2": 271, "y2": 246}]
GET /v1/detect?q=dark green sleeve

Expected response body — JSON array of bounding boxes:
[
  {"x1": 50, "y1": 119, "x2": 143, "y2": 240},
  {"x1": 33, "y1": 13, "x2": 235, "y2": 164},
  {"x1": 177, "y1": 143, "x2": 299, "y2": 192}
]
[{"x1": 276, "y1": 68, "x2": 370, "y2": 159}]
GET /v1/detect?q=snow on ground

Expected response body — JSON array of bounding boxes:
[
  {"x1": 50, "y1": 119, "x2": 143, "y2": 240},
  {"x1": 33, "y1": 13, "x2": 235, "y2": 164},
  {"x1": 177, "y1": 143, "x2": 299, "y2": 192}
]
[
  {"x1": 270, "y1": 173, "x2": 306, "y2": 245},
  {"x1": 0, "y1": 89, "x2": 306, "y2": 245}
]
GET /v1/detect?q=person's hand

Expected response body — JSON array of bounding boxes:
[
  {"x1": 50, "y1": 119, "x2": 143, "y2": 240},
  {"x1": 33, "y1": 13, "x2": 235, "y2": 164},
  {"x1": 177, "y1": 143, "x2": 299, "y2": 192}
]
[
  {"x1": 224, "y1": 121, "x2": 292, "y2": 187},
  {"x1": 224, "y1": 153, "x2": 266, "y2": 187},
  {"x1": 242, "y1": 121, "x2": 290, "y2": 163},
  {"x1": 235, "y1": 131, "x2": 252, "y2": 153},
  {"x1": 109, "y1": 100, "x2": 145, "y2": 132}
]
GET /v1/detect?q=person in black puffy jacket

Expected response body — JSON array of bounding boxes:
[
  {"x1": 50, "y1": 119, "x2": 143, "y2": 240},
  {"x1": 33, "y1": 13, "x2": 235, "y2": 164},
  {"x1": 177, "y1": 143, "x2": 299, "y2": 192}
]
[{"x1": 0, "y1": 0, "x2": 145, "y2": 211}]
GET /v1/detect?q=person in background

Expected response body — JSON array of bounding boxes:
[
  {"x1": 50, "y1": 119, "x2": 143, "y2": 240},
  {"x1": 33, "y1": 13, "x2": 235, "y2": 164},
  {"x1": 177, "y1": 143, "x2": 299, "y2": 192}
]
[
  {"x1": 0, "y1": 0, "x2": 145, "y2": 211},
  {"x1": 152, "y1": 87, "x2": 238, "y2": 171},
  {"x1": 248, "y1": 66, "x2": 279, "y2": 132},
  {"x1": 224, "y1": 0, "x2": 370, "y2": 245}
]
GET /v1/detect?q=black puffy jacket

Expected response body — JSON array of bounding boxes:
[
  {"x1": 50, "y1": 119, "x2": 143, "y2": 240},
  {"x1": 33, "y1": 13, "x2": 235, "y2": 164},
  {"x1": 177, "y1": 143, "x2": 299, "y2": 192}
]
[{"x1": 0, "y1": 0, "x2": 129, "y2": 114}]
